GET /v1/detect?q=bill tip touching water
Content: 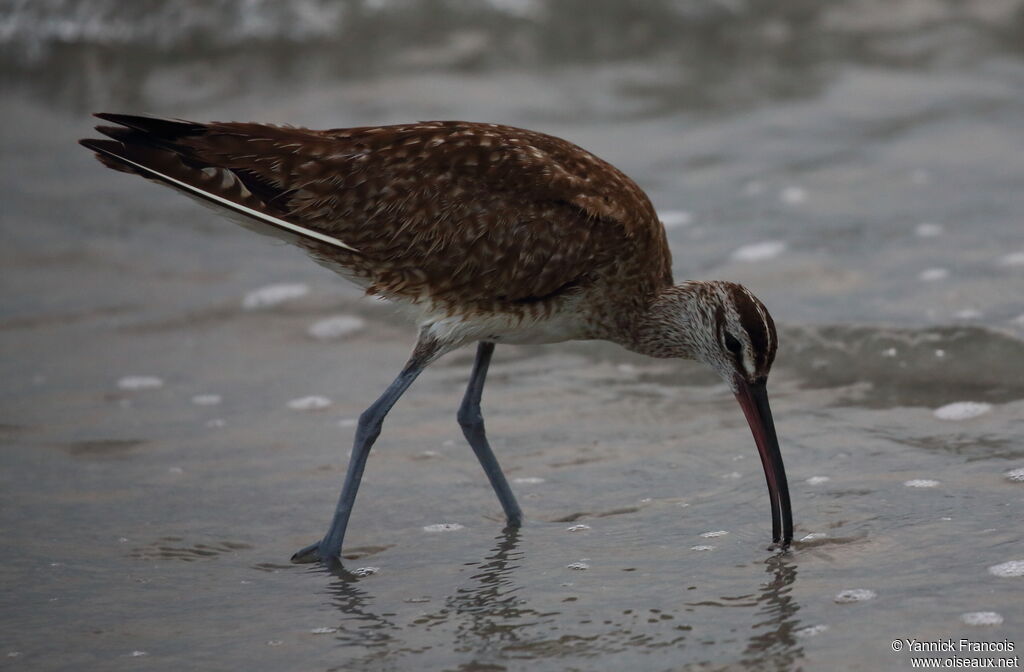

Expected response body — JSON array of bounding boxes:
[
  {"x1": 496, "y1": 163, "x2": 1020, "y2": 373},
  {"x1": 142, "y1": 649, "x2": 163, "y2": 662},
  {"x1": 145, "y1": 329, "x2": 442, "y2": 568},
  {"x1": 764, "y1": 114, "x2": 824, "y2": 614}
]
[{"x1": 80, "y1": 112, "x2": 793, "y2": 565}]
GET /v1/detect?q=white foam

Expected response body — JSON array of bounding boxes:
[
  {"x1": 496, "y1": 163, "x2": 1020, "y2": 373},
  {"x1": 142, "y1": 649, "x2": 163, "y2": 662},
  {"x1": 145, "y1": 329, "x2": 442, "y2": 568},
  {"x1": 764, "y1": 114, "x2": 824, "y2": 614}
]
[
  {"x1": 307, "y1": 315, "x2": 366, "y2": 340},
  {"x1": 934, "y1": 402, "x2": 992, "y2": 420},
  {"x1": 513, "y1": 477, "x2": 545, "y2": 484},
  {"x1": 915, "y1": 222, "x2": 943, "y2": 237},
  {"x1": 566, "y1": 561, "x2": 590, "y2": 570},
  {"x1": 834, "y1": 588, "x2": 876, "y2": 603},
  {"x1": 988, "y1": 560, "x2": 1024, "y2": 577},
  {"x1": 310, "y1": 626, "x2": 339, "y2": 634},
  {"x1": 191, "y1": 394, "x2": 222, "y2": 406},
  {"x1": 423, "y1": 523, "x2": 464, "y2": 532},
  {"x1": 806, "y1": 476, "x2": 831, "y2": 485},
  {"x1": 690, "y1": 544, "x2": 715, "y2": 551},
  {"x1": 1005, "y1": 467, "x2": 1024, "y2": 483},
  {"x1": 780, "y1": 186, "x2": 807, "y2": 204},
  {"x1": 117, "y1": 375, "x2": 163, "y2": 390},
  {"x1": 350, "y1": 566, "x2": 379, "y2": 578},
  {"x1": 997, "y1": 251, "x2": 1024, "y2": 267},
  {"x1": 287, "y1": 395, "x2": 332, "y2": 411},
  {"x1": 918, "y1": 268, "x2": 949, "y2": 282},
  {"x1": 242, "y1": 282, "x2": 309, "y2": 309},
  {"x1": 659, "y1": 210, "x2": 693, "y2": 229},
  {"x1": 961, "y1": 611, "x2": 1004, "y2": 626},
  {"x1": 731, "y1": 241, "x2": 787, "y2": 262},
  {"x1": 129, "y1": 651, "x2": 148, "y2": 657},
  {"x1": 566, "y1": 524, "x2": 591, "y2": 532},
  {"x1": 700, "y1": 530, "x2": 729, "y2": 538},
  {"x1": 795, "y1": 624, "x2": 829, "y2": 637},
  {"x1": 266, "y1": 640, "x2": 283, "y2": 647},
  {"x1": 800, "y1": 533, "x2": 827, "y2": 541},
  {"x1": 904, "y1": 479, "x2": 940, "y2": 488}
]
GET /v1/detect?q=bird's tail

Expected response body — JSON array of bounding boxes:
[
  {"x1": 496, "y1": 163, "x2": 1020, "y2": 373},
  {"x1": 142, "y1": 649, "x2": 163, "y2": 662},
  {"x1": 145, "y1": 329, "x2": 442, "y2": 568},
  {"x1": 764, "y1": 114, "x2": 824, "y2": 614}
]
[{"x1": 79, "y1": 113, "x2": 358, "y2": 253}]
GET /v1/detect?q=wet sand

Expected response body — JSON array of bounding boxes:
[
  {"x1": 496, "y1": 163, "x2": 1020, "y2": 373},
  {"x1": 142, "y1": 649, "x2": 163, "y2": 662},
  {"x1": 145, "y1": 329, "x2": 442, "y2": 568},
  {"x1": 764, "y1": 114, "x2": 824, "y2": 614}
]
[{"x1": 2, "y1": 2, "x2": 1023, "y2": 670}]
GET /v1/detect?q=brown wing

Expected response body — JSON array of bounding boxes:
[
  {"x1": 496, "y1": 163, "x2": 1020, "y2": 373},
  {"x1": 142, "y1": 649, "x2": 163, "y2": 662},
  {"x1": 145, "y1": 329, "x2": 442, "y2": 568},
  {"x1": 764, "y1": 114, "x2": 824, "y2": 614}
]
[{"x1": 81, "y1": 115, "x2": 672, "y2": 311}]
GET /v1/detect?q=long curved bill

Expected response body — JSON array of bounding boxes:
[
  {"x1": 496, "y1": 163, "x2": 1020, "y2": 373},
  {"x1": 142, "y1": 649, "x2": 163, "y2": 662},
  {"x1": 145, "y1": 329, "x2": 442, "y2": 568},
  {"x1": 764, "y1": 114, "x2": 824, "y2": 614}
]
[{"x1": 734, "y1": 378, "x2": 793, "y2": 546}]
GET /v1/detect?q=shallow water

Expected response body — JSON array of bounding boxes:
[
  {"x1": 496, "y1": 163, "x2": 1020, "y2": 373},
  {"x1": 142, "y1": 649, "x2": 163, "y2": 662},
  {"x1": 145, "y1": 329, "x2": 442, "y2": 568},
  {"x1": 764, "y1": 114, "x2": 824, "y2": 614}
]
[{"x1": 1, "y1": 2, "x2": 1023, "y2": 670}]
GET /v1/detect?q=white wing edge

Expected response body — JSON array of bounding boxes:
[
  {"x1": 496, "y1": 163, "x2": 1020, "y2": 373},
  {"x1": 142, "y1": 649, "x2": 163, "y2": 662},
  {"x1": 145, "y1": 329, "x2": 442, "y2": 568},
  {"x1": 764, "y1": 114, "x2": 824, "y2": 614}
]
[{"x1": 95, "y1": 146, "x2": 359, "y2": 254}]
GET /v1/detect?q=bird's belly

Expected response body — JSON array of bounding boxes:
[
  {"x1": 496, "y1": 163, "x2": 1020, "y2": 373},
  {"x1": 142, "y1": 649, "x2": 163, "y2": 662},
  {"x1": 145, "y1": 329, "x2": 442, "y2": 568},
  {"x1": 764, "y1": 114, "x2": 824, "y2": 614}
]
[{"x1": 420, "y1": 304, "x2": 593, "y2": 349}]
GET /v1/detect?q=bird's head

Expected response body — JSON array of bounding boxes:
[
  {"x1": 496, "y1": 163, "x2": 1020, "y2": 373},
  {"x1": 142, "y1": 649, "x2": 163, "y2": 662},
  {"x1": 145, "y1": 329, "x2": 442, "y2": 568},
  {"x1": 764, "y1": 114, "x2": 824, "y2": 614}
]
[{"x1": 632, "y1": 280, "x2": 792, "y2": 545}]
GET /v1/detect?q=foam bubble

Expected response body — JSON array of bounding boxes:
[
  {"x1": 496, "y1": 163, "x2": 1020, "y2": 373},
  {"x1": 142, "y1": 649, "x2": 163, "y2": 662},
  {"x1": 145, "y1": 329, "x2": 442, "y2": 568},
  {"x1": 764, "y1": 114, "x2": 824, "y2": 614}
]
[
  {"x1": 904, "y1": 479, "x2": 940, "y2": 488},
  {"x1": 566, "y1": 561, "x2": 590, "y2": 570},
  {"x1": 933, "y1": 402, "x2": 992, "y2": 420},
  {"x1": 242, "y1": 282, "x2": 309, "y2": 309},
  {"x1": 129, "y1": 651, "x2": 148, "y2": 657},
  {"x1": 800, "y1": 533, "x2": 827, "y2": 541},
  {"x1": 780, "y1": 186, "x2": 807, "y2": 204},
  {"x1": 1005, "y1": 467, "x2": 1024, "y2": 483},
  {"x1": 423, "y1": 523, "x2": 464, "y2": 532},
  {"x1": 731, "y1": 241, "x2": 787, "y2": 262},
  {"x1": 915, "y1": 222, "x2": 943, "y2": 237},
  {"x1": 350, "y1": 566, "x2": 379, "y2": 578},
  {"x1": 988, "y1": 560, "x2": 1024, "y2": 577},
  {"x1": 806, "y1": 476, "x2": 831, "y2": 485},
  {"x1": 307, "y1": 315, "x2": 366, "y2": 340},
  {"x1": 566, "y1": 524, "x2": 591, "y2": 532},
  {"x1": 961, "y1": 611, "x2": 1003, "y2": 626},
  {"x1": 834, "y1": 589, "x2": 876, "y2": 603},
  {"x1": 659, "y1": 210, "x2": 693, "y2": 229},
  {"x1": 690, "y1": 545, "x2": 715, "y2": 551},
  {"x1": 310, "y1": 626, "x2": 339, "y2": 634},
  {"x1": 287, "y1": 396, "x2": 332, "y2": 411},
  {"x1": 795, "y1": 624, "x2": 829, "y2": 637},
  {"x1": 513, "y1": 477, "x2": 545, "y2": 484},
  {"x1": 997, "y1": 251, "x2": 1024, "y2": 267},
  {"x1": 700, "y1": 530, "x2": 729, "y2": 538},
  {"x1": 918, "y1": 268, "x2": 949, "y2": 282},
  {"x1": 118, "y1": 375, "x2": 163, "y2": 390},
  {"x1": 191, "y1": 394, "x2": 222, "y2": 406}
]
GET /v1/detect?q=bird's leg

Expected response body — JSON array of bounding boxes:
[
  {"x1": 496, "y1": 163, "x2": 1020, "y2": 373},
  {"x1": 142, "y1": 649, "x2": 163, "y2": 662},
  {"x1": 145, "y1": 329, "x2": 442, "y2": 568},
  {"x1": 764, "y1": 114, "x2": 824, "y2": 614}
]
[
  {"x1": 457, "y1": 342, "x2": 524, "y2": 527},
  {"x1": 292, "y1": 337, "x2": 439, "y2": 565}
]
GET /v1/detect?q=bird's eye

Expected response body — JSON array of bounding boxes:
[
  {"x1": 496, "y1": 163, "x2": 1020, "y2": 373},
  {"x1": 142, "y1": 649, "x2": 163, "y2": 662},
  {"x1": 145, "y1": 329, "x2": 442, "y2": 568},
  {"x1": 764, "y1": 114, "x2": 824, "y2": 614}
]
[{"x1": 724, "y1": 332, "x2": 743, "y2": 355}]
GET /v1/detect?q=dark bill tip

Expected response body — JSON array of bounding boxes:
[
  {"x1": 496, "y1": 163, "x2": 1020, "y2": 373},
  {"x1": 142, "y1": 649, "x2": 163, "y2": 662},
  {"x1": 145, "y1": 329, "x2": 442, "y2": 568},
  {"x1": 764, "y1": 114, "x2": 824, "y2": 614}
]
[{"x1": 734, "y1": 377, "x2": 793, "y2": 546}]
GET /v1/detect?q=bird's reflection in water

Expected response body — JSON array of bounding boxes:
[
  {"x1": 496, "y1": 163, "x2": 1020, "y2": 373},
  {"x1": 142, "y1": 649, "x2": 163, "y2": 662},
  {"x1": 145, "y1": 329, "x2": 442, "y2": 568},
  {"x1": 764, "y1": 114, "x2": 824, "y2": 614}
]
[
  {"x1": 413, "y1": 528, "x2": 554, "y2": 651},
  {"x1": 740, "y1": 554, "x2": 803, "y2": 670},
  {"x1": 321, "y1": 568, "x2": 401, "y2": 649}
]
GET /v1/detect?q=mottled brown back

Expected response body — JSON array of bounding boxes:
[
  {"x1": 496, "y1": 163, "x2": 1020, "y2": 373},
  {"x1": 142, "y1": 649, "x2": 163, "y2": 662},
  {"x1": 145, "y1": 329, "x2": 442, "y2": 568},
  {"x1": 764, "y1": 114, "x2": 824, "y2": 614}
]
[{"x1": 83, "y1": 116, "x2": 673, "y2": 316}]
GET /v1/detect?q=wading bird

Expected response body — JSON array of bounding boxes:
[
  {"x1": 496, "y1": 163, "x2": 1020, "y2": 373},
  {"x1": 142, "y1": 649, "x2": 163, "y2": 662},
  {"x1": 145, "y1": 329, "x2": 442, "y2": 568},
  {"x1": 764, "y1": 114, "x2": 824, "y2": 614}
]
[{"x1": 81, "y1": 114, "x2": 793, "y2": 564}]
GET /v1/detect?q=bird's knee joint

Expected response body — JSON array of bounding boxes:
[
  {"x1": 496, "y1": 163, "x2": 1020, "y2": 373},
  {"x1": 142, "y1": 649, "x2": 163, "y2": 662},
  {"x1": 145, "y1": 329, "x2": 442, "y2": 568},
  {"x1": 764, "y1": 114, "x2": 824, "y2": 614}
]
[{"x1": 457, "y1": 406, "x2": 483, "y2": 429}]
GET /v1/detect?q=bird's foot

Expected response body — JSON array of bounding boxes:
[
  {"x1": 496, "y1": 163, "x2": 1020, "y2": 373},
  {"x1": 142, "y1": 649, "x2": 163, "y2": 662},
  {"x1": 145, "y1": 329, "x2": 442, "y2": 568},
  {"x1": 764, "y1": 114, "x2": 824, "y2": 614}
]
[
  {"x1": 291, "y1": 539, "x2": 342, "y2": 565},
  {"x1": 290, "y1": 540, "x2": 322, "y2": 564}
]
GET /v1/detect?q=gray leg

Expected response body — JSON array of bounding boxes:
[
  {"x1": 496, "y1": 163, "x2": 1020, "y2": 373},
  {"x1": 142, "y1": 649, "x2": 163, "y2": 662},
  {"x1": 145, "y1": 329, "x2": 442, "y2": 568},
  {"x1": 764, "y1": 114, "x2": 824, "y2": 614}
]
[
  {"x1": 292, "y1": 345, "x2": 433, "y2": 565},
  {"x1": 457, "y1": 342, "x2": 523, "y2": 527}
]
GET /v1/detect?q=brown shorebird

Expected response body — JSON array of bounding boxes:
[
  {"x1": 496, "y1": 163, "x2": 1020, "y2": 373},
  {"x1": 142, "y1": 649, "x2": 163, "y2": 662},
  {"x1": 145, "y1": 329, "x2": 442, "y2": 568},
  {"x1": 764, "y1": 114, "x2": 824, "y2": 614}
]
[{"x1": 80, "y1": 114, "x2": 793, "y2": 565}]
